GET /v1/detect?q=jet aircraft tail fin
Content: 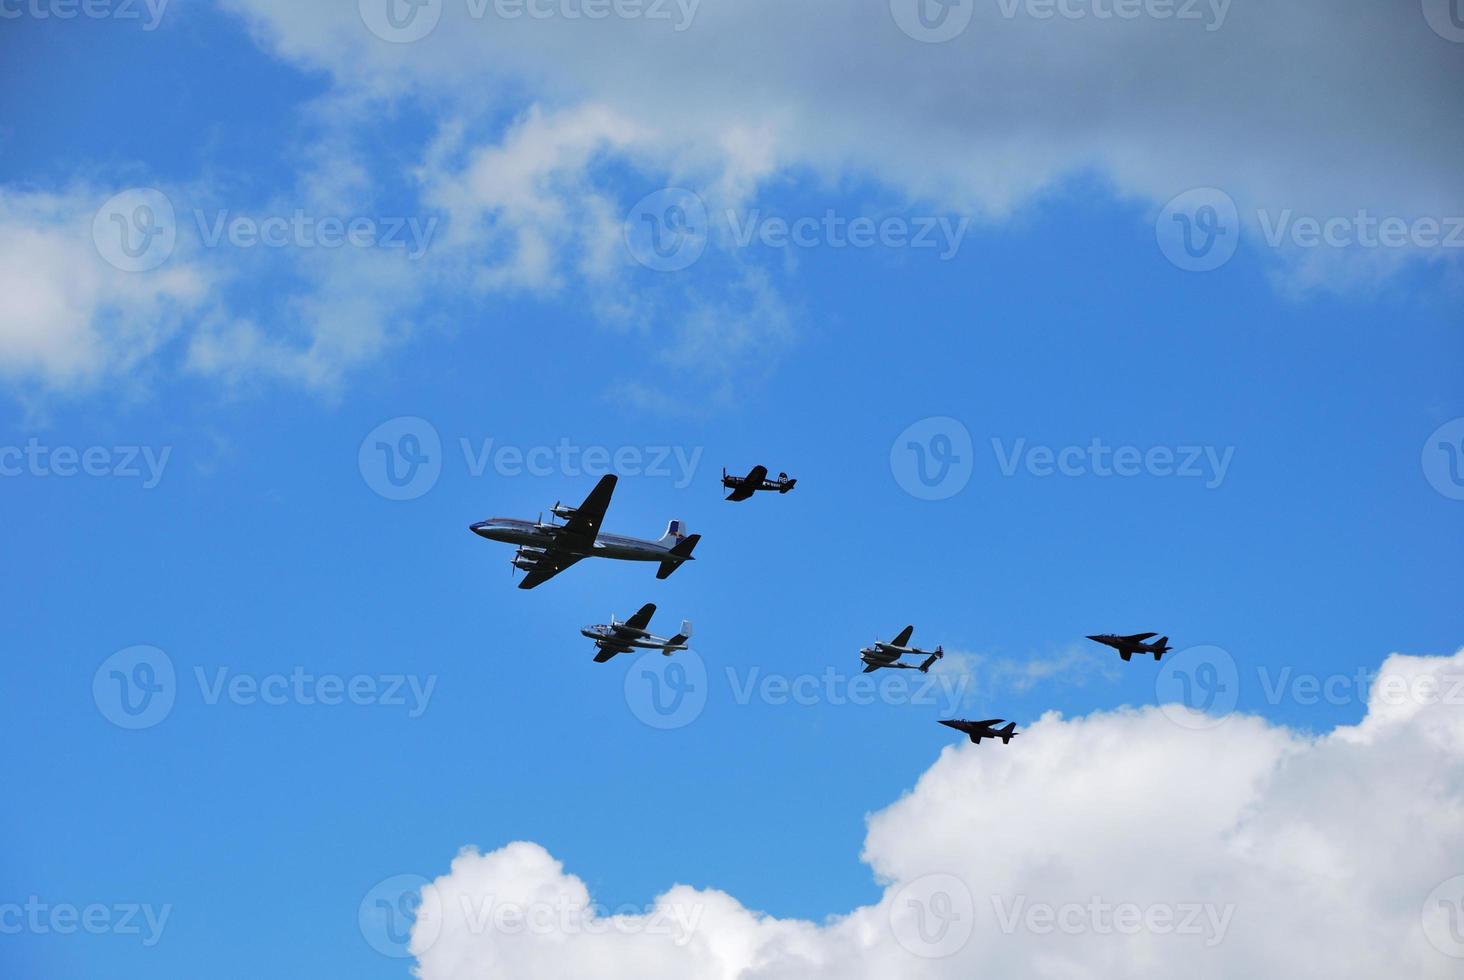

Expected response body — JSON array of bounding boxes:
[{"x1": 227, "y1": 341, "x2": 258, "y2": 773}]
[
  {"x1": 665, "y1": 620, "x2": 693, "y2": 652},
  {"x1": 658, "y1": 520, "x2": 688, "y2": 546},
  {"x1": 656, "y1": 533, "x2": 700, "y2": 579}
]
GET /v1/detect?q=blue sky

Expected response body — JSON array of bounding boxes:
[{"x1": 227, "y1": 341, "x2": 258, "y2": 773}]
[{"x1": 3, "y1": 3, "x2": 1463, "y2": 978}]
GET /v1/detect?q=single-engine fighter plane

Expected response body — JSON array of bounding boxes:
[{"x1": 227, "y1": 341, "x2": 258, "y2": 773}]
[
  {"x1": 581, "y1": 603, "x2": 692, "y2": 663},
  {"x1": 1086, "y1": 632, "x2": 1172, "y2": 662},
  {"x1": 469, "y1": 474, "x2": 700, "y2": 589},
  {"x1": 939, "y1": 719, "x2": 1019, "y2": 745},
  {"x1": 722, "y1": 465, "x2": 796, "y2": 502},
  {"x1": 859, "y1": 626, "x2": 944, "y2": 674}
]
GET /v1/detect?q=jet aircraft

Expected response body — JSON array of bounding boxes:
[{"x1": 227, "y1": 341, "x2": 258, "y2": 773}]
[
  {"x1": 939, "y1": 719, "x2": 1019, "y2": 745},
  {"x1": 469, "y1": 474, "x2": 700, "y2": 589},
  {"x1": 722, "y1": 465, "x2": 797, "y2": 502},
  {"x1": 859, "y1": 626, "x2": 944, "y2": 673},
  {"x1": 581, "y1": 603, "x2": 692, "y2": 663},
  {"x1": 1086, "y1": 632, "x2": 1172, "y2": 662}
]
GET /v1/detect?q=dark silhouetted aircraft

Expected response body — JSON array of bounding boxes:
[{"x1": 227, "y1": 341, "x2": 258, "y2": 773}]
[
  {"x1": 939, "y1": 719, "x2": 1018, "y2": 745},
  {"x1": 860, "y1": 625, "x2": 943, "y2": 673},
  {"x1": 581, "y1": 603, "x2": 692, "y2": 663},
  {"x1": 1087, "y1": 632, "x2": 1172, "y2": 662},
  {"x1": 722, "y1": 465, "x2": 796, "y2": 501},
  {"x1": 470, "y1": 474, "x2": 700, "y2": 589}
]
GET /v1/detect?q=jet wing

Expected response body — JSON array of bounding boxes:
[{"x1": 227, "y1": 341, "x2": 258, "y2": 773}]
[
  {"x1": 556, "y1": 474, "x2": 617, "y2": 548},
  {"x1": 1124, "y1": 632, "x2": 1158, "y2": 641},
  {"x1": 890, "y1": 625, "x2": 914, "y2": 648},
  {"x1": 516, "y1": 551, "x2": 584, "y2": 590},
  {"x1": 618, "y1": 602, "x2": 657, "y2": 635},
  {"x1": 593, "y1": 643, "x2": 633, "y2": 664}
]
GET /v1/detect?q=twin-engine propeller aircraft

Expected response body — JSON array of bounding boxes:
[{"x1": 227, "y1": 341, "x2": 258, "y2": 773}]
[
  {"x1": 939, "y1": 719, "x2": 1019, "y2": 745},
  {"x1": 722, "y1": 465, "x2": 797, "y2": 502},
  {"x1": 581, "y1": 603, "x2": 692, "y2": 663},
  {"x1": 1086, "y1": 632, "x2": 1172, "y2": 662},
  {"x1": 469, "y1": 474, "x2": 701, "y2": 589},
  {"x1": 859, "y1": 625, "x2": 944, "y2": 674}
]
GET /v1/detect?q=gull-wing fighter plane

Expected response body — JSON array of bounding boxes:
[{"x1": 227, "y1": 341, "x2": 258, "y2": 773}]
[
  {"x1": 859, "y1": 625, "x2": 944, "y2": 674},
  {"x1": 722, "y1": 465, "x2": 796, "y2": 502},
  {"x1": 1086, "y1": 632, "x2": 1172, "y2": 662},
  {"x1": 939, "y1": 719, "x2": 1019, "y2": 745},
  {"x1": 469, "y1": 475, "x2": 700, "y2": 589},
  {"x1": 581, "y1": 602, "x2": 693, "y2": 663}
]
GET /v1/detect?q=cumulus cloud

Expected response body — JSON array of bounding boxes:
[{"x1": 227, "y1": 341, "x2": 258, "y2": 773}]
[
  {"x1": 405, "y1": 648, "x2": 1464, "y2": 978},
  {"x1": 227, "y1": 0, "x2": 1464, "y2": 279},
  {"x1": 0, "y1": 187, "x2": 210, "y2": 390}
]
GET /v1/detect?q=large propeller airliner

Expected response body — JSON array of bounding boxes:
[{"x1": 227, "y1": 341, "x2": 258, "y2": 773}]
[{"x1": 469, "y1": 474, "x2": 700, "y2": 589}]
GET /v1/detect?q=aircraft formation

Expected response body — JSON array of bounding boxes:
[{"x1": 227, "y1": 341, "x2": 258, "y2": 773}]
[{"x1": 470, "y1": 465, "x2": 1173, "y2": 746}]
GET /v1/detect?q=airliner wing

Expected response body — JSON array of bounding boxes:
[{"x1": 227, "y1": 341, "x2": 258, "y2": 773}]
[
  {"x1": 516, "y1": 551, "x2": 583, "y2": 590},
  {"x1": 619, "y1": 602, "x2": 657, "y2": 635},
  {"x1": 558, "y1": 474, "x2": 617, "y2": 547}
]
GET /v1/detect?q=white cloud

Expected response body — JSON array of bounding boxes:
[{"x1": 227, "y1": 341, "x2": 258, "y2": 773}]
[
  {"x1": 225, "y1": 0, "x2": 1464, "y2": 268},
  {"x1": 0, "y1": 187, "x2": 210, "y2": 390},
  {"x1": 405, "y1": 648, "x2": 1464, "y2": 978}
]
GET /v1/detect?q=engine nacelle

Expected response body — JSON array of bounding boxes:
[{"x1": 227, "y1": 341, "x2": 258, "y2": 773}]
[
  {"x1": 551, "y1": 503, "x2": 578, "y2": 519},
  {"x1": 512, "y1": 556, "x2": 540, "y2": 571},
  {"x1": 515, "y1": 547, "x2": 547, "y2": 561}
]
